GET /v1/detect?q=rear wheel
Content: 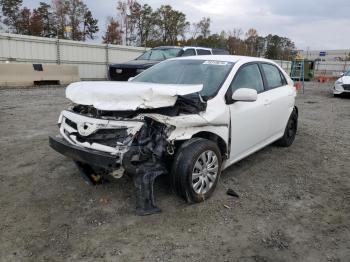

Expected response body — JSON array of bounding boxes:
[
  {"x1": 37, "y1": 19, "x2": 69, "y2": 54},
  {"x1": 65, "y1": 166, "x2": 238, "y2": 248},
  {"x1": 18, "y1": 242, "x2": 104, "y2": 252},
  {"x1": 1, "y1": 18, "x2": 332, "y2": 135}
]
[
  {"x1": 171, "y1": 138, "x2": 222, "y2": 203},
  {"x1": 275, "y1": 108, "x2": 298, "y2": 147}
]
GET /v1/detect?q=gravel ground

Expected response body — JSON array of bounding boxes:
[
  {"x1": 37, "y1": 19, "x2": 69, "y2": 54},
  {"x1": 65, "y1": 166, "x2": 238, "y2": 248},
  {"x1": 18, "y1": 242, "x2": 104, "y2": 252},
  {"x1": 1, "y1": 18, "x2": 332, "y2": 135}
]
[{"x1": 0, "y1": 82, "x2": 349, "y2": 262}]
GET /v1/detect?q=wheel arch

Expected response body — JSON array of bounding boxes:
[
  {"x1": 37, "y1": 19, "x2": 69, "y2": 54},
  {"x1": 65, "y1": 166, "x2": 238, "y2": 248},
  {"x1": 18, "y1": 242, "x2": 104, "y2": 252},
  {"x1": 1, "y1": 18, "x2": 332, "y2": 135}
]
[
  {"x1": 294, "y1": 105, "x2": 299, "y2": 116},
  {"x1": 192, "y1": 131, "x2": 228, "y2": 159}
]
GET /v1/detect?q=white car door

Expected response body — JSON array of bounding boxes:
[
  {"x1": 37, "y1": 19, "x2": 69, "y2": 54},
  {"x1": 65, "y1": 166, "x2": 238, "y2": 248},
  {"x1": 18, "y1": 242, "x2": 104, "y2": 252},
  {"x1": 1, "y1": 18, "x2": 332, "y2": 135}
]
[
  {"x1": 227, "y1": 63, "x2": 271, "y2": 162},
  {"x1": 260, "y1": 63, "x2": 295, "y2": 139}
]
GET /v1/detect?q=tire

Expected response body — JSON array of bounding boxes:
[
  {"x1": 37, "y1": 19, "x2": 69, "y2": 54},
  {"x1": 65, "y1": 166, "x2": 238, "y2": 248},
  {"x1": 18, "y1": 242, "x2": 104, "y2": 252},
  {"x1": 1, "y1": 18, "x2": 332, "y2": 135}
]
[
  {"x1": 275, "y1": 108, "x2": 298, "y2": 147},
  {"x1": 171, "y1": 138, "x2": 222, "y2": 203}
]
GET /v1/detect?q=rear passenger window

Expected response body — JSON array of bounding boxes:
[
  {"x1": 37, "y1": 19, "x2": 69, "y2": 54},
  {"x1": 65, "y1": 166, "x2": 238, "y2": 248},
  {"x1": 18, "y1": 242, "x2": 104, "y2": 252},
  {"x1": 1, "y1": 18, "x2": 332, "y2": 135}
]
[
  {"x1": 261, "y1": 64, "x2": 285, "y2": 89},
  {"x1": 182, "y1": 49, "x2": 196, "y2": 56},
  {"x1": 230, "y1": 64, "x2": 264, "y2": 93},
  {"x1": 197, "y1": 49, "x2": 211, "y2": 55},
  {"x1": 279, "y1": 71, "x2": 288, "y2": 85}
]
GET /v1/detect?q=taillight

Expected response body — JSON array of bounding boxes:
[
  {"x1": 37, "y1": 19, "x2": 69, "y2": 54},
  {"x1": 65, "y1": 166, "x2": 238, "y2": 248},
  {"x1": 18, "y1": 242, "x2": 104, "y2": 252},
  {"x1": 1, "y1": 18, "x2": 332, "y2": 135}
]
[{"x1": 294, "y1": 82, "x2": 301, "y2": 91}]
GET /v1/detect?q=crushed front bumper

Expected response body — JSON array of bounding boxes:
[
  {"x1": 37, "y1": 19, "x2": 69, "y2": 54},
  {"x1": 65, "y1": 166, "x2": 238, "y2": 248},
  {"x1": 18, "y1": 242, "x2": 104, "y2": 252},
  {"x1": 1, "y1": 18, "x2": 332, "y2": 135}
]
[{"x1": 49, "y1": 135, "x2": 121, "y2": 169}]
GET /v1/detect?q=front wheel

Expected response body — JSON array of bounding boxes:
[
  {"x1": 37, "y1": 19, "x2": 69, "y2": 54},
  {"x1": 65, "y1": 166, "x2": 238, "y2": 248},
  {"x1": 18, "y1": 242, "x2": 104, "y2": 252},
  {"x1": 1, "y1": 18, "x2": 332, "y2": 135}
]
[
  {"x1": 171, "y1": 138, "x2": 222, "y2": 203},
  {"x1": 275, "y1": 108, "x2": 298, "y2": 147}
]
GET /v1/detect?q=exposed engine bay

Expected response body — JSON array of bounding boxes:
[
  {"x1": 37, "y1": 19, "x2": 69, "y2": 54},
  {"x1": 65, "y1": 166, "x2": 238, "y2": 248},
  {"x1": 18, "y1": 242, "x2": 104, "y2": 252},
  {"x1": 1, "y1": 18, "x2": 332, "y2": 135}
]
[{"x1": 71, "y1": 93, "x2": 207, "y2": 118}]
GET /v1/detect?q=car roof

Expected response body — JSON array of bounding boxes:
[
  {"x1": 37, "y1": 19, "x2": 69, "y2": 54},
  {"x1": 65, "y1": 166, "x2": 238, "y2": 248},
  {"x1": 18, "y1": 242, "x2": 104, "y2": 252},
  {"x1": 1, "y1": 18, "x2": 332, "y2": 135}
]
[
  {"x1": 183, "y1": 46, "x2": 212, "y2": 50},
  {"x1": 171, "y1": 55, "x2": 275, "y2": 64},
  {"x1": 152, "y1": 46, "x2": 182, "y2": 50},
  {"x1": 152, "y1": 46, "x2": 213, "y2": 51}
]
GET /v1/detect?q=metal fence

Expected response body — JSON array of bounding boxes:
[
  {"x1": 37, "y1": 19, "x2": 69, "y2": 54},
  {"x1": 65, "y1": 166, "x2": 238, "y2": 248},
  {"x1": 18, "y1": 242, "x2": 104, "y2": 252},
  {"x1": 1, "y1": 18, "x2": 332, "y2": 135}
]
[
  {"x1": 273, "y1": 60, "x2": 349, "y2": 77},
  {"x1": 1, "y1": 33, "x2": 349, "y2": 80},
  {"x1": 0, "y1": 33, "x2": 147, "y2": 80},
  {"x1": 273, "y1": 60, "x2": 292, "y2": 74},
  {"x1": 314, "y1": 61, "x2": 349, "y2": 77}
]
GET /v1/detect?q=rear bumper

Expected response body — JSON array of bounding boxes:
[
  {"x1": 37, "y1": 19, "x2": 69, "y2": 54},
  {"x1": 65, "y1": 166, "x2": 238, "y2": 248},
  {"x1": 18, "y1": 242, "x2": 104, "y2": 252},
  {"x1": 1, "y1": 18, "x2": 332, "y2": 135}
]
[{"x1": 49, "y1": 135, "x2": 121, "y2": 169}]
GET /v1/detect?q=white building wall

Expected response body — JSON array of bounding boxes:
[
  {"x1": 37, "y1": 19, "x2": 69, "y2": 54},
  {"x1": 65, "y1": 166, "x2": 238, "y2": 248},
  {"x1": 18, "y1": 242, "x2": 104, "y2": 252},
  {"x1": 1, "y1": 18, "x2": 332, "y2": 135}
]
[
  {"x1": 1, "y1": 33, "x2": 349, "y2": 80},
  {"x1": 0, "y1": 33, "x2": 147, "y2": 80},
  {"x1": 301, "y1": 49, "x2": 350, "y2": 61}
]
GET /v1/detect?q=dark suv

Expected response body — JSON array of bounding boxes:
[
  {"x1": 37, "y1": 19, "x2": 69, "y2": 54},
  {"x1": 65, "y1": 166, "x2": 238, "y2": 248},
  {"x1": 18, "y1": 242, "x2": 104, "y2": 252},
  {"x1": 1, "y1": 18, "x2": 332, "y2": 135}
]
[{"x1": 108, "y1": 46, "x2": 229, "y2": 81}]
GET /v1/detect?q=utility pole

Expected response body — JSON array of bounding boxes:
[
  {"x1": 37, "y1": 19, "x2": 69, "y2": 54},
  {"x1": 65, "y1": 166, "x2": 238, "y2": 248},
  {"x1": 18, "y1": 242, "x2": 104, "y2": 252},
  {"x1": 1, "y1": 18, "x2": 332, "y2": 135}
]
[{"x1": 56, "y1": 27, "x2": 60, "y2": 65}]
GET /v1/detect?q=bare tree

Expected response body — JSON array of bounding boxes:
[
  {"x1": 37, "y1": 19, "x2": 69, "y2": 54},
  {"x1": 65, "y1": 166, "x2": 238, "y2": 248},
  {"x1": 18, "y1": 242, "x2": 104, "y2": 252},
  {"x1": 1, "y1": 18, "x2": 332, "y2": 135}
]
[
  {"x1": 29, "y1": 9, "x2": 44, "y2": 36},
  {"x1": 52, "y1": 0, "x2": 68, "y2": 38},
  {"x1": 245, "y1": 28, "x2": 259, "y2": 56},
  {"x1": 116, "y1": 0, "x2": 127, "y2": 44},
  {"x1": 102, "y1": 17, "x2": 122, "y2": 45},
  {"x1": 229, "y1": 28, "x2": 243, "y2": 39},
  {"x1": 227, "y1": 28, "x2": 245, "y2": 55},
  {"x1": 199, "y1": 17, "x2": 211, "y2": 38},
  {"x1": 116, "y1": 0, "x2": 142, "y2": 45},
  {"x1": 191, "y1": 22, "x2": 200, "y2": 39}
]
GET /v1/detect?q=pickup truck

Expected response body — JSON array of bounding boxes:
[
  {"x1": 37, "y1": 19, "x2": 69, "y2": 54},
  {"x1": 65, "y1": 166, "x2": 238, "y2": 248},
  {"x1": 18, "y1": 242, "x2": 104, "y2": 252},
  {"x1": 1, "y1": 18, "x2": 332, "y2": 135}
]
[{"x1": 109, "y1": 46, "x2": 229, "y2": 81}]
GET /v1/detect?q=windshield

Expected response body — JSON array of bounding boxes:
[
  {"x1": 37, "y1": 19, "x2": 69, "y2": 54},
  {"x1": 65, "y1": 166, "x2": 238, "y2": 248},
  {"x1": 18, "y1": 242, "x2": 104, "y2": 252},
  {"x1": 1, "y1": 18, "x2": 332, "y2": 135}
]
[
  {"x1": 345, "y1": 70, "x2": 350, "y2": 76},
  {"x1": 136, "y1": 48, "x2": 181, "y2": 61},
  {"x1": 132, "y1": 59, "x2": 234, "y2": 98}
]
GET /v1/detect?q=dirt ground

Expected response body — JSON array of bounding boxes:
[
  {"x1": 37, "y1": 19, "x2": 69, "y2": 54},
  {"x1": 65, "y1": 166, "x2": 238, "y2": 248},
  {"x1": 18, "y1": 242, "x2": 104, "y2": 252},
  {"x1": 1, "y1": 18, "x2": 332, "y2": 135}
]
[{"x1": 0, "y1": 82, "x2": 349, "y2": 262}]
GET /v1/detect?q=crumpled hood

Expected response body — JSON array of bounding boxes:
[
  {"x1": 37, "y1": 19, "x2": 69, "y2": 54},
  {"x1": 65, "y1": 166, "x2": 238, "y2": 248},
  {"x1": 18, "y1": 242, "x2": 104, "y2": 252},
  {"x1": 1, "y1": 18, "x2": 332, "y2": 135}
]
[{"x1": 66, "y1": 81, "x2": 203, "y2": 111}]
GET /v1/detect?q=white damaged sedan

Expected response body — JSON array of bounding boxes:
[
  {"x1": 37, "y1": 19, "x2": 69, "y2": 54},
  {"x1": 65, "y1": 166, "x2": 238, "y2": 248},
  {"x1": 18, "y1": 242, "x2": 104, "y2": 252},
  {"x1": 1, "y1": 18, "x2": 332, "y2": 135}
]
[
  {"x1": 333, "y1": 70, "x2": 350, "y2": 96},
  {"x1": 50, "y1": 55, "x2": 298, "y2": 215}
]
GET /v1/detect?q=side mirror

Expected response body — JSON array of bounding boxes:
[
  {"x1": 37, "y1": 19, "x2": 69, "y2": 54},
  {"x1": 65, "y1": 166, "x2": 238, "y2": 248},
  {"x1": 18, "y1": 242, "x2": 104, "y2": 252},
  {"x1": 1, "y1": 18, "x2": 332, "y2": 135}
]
[
  {"x1": 232, "y1": 88, "x2": 258, "y2": 102},
  {"x1": 340, "y1": 73, "x2": 344, "y2": 77}
]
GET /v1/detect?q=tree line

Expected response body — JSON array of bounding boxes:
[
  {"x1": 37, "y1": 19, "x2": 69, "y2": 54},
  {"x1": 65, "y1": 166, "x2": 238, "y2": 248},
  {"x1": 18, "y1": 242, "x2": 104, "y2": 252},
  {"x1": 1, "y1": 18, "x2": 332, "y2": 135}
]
[
  {"x1": 0, "y1": 0, "x2": 98, "y2": 40},
  {"x1": 0, "y1": 0, "x2": 296, "y2": 60},
  {"x1": 103, "y1": 1, "x2": 295, "y2": 60}
]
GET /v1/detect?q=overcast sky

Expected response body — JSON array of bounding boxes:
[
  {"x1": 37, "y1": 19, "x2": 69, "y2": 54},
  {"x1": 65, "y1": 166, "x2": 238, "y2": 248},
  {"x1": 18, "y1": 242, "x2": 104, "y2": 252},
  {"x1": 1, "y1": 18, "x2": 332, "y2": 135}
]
[{"x1": 24, "y1": 0, "x2": 350, "y2": 50}]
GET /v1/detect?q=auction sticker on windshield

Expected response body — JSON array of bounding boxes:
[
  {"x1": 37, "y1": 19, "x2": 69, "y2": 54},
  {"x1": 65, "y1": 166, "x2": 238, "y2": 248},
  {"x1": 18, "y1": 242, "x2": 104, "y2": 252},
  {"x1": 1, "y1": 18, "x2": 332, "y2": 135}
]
[{"x1": 203, "y1": 61, "x2": 229, "y2": 66}]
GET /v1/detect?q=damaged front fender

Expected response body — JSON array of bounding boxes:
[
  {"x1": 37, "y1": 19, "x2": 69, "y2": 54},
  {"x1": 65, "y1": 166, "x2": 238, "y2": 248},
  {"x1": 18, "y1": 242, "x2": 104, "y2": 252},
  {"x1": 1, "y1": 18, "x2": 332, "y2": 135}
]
[
  {"x1": 140, "y1": 109, "x2": 229, "y2": 149},
  {"x1": 52, "y1": 82, "x2": 231, "y2": 215}
]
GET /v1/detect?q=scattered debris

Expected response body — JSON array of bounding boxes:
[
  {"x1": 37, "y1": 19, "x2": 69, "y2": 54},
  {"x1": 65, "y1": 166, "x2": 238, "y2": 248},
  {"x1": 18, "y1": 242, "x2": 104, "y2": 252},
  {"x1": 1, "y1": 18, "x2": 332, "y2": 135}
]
[
  {"x1": 99, "y1": 197, "x2": 111, "y2": 205},
  {"x1": 227, "y1": 188, "x2": 239, "y2": 198},
  {"x1": 223, "y1": 204, "x2": 231, "y2": 209}
]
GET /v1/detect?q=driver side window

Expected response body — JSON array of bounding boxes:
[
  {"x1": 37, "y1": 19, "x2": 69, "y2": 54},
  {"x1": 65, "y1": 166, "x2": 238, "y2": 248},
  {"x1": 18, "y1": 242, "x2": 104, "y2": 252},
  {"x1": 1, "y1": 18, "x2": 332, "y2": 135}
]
[{"x1": 230, "y1": 64, "x2": 264, "y2": 93}]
